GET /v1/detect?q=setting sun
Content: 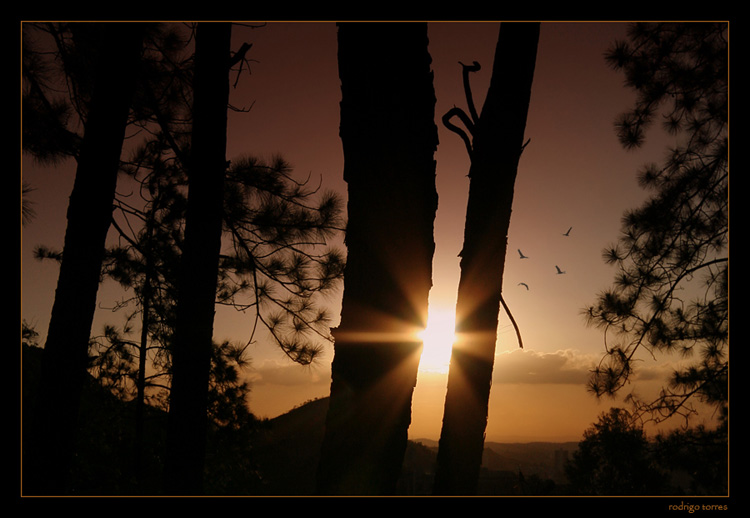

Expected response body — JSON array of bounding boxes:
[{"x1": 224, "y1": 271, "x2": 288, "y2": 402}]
[{"x1": 418, "y1": 307, "x2": 457, "y2": 373}]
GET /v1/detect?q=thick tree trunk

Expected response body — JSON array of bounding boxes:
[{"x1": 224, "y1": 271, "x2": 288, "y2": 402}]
[
  {"x1": 163, "y1": 22, "x2": 231, "y2": 495},
  {"x1": 316, "y1": 22, "x2": 438, "y2": 495},
  {"x1": 24, "y1": 23, "x2": 144, "y2": 495},
  {"x1": 433, "y1": 22, "x2": 540, "y2": 496}
]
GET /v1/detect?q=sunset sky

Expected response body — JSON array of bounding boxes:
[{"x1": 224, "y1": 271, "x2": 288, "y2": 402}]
[{"x1": 21, "y1": 21, "x2": 716, "y2": 443}]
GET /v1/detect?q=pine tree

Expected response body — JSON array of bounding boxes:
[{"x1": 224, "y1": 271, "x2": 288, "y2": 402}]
[
  {"x1": 565, "y1": 408, "x2": 666, "y2": 495},
  {"x1": 585, "y1": 22, "x2": 728, "y2": 426},
  {"x1": 23, "y1": 22, "x2": 146, "y2": 495}
]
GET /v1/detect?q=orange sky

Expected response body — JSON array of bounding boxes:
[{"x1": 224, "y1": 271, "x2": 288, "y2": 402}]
[{"x1": 21, "y1": 21, "x2": 716, "y2": 443}]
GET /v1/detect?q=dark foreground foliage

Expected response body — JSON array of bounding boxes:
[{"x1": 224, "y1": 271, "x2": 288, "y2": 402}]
[{"x1": 22, "y1": 345, "x2": 726, "y2": 496}]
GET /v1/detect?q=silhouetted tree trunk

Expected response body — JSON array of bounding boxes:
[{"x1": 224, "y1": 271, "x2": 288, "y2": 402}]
[
  {"x1": 133, "y1": 205, "x2": 157, "y2": 490},
  {"x1": 316, "y1": 22, "x2": 438, "y2": 495},
  {"x1": 163, "y1": 22, "x2": 232, "y2": 495},
  {"x1": 433, "y1": 22, "x2": 540, "y2": 495},
  {"x1": 24, "y1": 23, "x2": 145, "y2": 495}
]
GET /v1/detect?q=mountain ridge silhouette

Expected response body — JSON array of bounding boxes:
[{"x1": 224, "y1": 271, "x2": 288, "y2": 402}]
[
  {"x1": 257, "y1": 396, "x2": 578, "y2": 494},
  {"x1": 22, "y1": 345, "x2": 577, "y2": 495}
]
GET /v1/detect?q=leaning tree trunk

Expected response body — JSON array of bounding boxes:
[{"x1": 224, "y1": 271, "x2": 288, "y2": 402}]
[
  {"x1": 433, "y1": 22, "x2": 540, "y2": 496},
  {"x1": 163, "y1": 22, "x2": 232, "y2": 495},
  {"x1": 316, "y1": 22, "x2": 439, "y2": 495},
  {"x1": 25, "y1": 23, "x2": 144, "y2": 495}
]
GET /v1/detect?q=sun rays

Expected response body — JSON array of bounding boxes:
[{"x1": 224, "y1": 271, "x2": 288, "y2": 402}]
[{"x1": 417, "y1": 307, "x2": 456, "y2": 374}]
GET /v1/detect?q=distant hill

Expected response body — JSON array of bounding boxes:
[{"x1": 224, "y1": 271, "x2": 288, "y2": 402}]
[
  {"x1": 255, "y1": 396, "x2": 577, "y2": 495},
  {"x1": 253, "y1": 397, "x2": 437, "y2": 495},
  {"x1": 412, "y1": 437, "x2": 577, "y2": 483},
  {"x1": 22, "y1": 344, "x2": 171, "y2": 495},
  {"x1": 251, "y1": 397, "x2": 329, "y2": 495},
  {"x1": 22, "y1": 345, "x2": 578, "y2": 495}
]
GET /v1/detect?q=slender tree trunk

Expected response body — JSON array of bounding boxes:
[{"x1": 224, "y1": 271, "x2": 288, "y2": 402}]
[
  {"x1": 133, "y1": 275, "x2": 150, "y2": 489},
  {"x1": 163, "y1": 22, "x2": 231, "y2": 495},
  {"x1": 433, "y1": 22, "x2": 540, "y2": 496},
  {"x1": 24, "y1": 23, "x2": 144, "y2": 495},
  {"x1": 316, "y1": 22, "x2": 438, "y2": 495},
  {"x1": 133, "y1": 207, "x2": 156, "y2": 490}
]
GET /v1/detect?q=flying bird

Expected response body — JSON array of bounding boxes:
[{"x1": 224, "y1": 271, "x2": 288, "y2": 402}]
[
  {"x1": 562, "y1": 226, "x2": 573, "y2": 236},
  {"x1": 518, "y1": 249, "x2": 529, "y2": 259},
  {"x1": 555, "y1": 265, "x2": 566, "y2": 275},
  {"x1": 518, "y1": 282, "x2": 529, "y2": 290}
]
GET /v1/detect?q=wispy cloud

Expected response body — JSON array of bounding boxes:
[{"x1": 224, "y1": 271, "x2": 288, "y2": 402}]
[
  {"x1": 247, "y1": 347, "x2": 677, "y2": 389},
  {"x1": 492, "y1": 347, "x2": 683, "y2": 387},
  {"x1": 247, "y1": 358, "x2": 331, "y2": 387},
  {"x1": 492, "y1": 348, "x2": 597, "y2": 385}
]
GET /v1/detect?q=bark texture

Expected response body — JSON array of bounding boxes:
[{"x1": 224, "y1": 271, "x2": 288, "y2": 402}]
[
  {"x1": 316, "y1": 22, "x2": 438, "y2": 495},
  {"x1": 433, "y1": 22, "x2": 540, "y2": 496}
]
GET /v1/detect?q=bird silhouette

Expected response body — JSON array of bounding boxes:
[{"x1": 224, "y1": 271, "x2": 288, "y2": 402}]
[
  {"x1": 562, "y1": 226, "x2": 573, "y2": 236},
  {"x1": 555, "y1": 265, "x2": 566, "y2": 274},
  {"x1": 518, "y1": 282, "x2": 529, "y2": 290},
  {"x1": 518, "y1": 249, "x2": 529, "y2": 259}
]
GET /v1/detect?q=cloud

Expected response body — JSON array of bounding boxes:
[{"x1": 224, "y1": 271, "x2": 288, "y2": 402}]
[
  {"x1": 492, "y1": 348, "x2": 597, "y2": 385},
  {"x1": 247, "y1": 347, "x2": 665, "y2": 389},
  {"x1": 246, "y1": 358, "x2": 332, "y2": 387},
  {"x1": 630, "y1": 358, "x2": 686, "y2": 382},
  {"x1": 491, "y1": 348, "x2": 685, "y2": 388}
]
